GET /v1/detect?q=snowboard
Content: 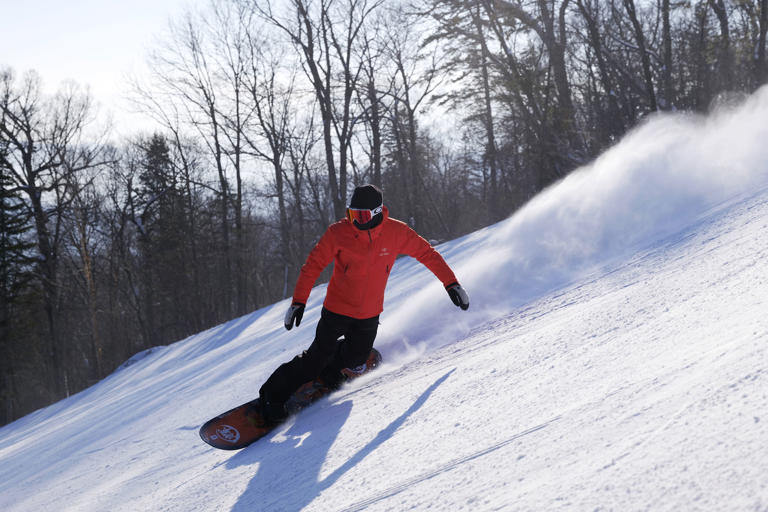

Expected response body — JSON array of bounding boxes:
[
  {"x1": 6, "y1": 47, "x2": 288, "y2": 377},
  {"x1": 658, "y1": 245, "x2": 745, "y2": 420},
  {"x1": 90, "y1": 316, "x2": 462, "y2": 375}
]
[{"x1": 199, "y1": 347, "x2": 382, "y2": 450}]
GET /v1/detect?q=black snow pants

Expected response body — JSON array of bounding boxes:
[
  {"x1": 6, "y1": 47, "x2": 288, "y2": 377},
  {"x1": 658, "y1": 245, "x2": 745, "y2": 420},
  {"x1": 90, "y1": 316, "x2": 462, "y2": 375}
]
[{"x1": 259, "y1": 307, "x2": 379, "y2": 406}]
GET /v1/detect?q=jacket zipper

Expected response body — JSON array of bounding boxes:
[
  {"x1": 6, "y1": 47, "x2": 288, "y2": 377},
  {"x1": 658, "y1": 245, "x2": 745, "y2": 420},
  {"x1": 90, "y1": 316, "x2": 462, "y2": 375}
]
[{"x1": 361, "y1": 229, "x2": 374, "y2": 315}]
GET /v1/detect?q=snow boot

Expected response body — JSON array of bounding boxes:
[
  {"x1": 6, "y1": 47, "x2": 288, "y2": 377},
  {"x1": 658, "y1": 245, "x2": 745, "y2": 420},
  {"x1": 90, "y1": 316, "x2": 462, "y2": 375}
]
[
  {"x1": 318, "y1": 366, "x2": 345, "y2": 392},
  {"x1": 259, "y1": 396, "x2": 288, "y2": 424}
]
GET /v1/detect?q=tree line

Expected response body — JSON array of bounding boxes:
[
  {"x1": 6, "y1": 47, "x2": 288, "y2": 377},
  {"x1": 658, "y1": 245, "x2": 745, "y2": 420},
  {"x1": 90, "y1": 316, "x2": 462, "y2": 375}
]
[{"x1": 2, "y1": 0, "x2": 766, "y2": 426}]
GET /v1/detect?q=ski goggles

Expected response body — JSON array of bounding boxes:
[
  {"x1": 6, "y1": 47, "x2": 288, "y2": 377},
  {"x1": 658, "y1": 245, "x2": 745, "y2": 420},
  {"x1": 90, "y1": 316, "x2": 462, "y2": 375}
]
[{"x1": 346, "y1": 204, "x2": 383, "y2": 224}]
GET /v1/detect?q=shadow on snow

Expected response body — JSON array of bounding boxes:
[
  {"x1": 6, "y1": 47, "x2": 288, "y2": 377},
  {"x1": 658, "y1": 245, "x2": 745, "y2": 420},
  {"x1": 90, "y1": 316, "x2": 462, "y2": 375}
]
[{"x1": 227, "y1": 369, "x2": 455, "y2": 512}]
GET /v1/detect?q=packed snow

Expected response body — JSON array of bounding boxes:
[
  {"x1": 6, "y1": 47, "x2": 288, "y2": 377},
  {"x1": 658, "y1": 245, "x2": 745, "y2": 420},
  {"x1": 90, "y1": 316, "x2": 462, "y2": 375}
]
[{"x1": 2, "y1": 88, "x2": 768, "y2": 511}]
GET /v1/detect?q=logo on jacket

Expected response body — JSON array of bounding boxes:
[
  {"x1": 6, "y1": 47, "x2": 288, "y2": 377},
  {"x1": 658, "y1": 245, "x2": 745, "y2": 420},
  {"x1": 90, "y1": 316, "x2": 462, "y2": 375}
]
[{"x1": 379, "y1": 248, "x2": 390, "y2": 257}]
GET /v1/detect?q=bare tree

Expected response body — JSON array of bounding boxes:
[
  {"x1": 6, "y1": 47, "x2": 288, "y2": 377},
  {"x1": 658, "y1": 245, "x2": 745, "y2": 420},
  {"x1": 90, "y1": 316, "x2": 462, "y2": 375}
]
[
  {"x1": 147, "y1": 10, "x2": 236, "y2": 317},
  {"x1": 382, "y1": 6, "x2": 450, "y2": 235},
  {"x1": 708, "y1": 0, "x2": 732, "y2": 92},
  {"x1": 425, "y1": 0, "x2": 504, "y2": 222},
  {"x1": 483, "y1": 0, "x2": 580, "y2": 151},
  {"x1": 65, "y1": 173, "x2": 106, "y2": 381},
  {"x1": 661, "y1": 0, "x2": 674, "y2": 108},
  {"x1": 255, "y1": 0, "x2": 384, "y2": 219},
  {"x1": 0, "y1": 69, "x2": 107, "y2": 396},
  {"x1": 209, "y1": 0, "x2": 255, "y2": 315},
  {"x1": 622, "y1": 0, "x2": 658, "y2": 111},
  {"x1": 354, "y1": 15, "x2": 391, "y2": 188},
  {"x1": 242, "y1": 31, "x2": 302, "y2": 297},
  {"x1": 759, "y1": 0, "x2": 768, "y2": 85}
]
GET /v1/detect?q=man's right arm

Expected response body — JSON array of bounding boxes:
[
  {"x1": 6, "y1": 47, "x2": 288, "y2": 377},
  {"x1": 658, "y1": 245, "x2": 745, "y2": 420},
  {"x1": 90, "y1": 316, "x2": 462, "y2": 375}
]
[{"x1": 291, "y1": 226, "x2": 336, "y2": 307}]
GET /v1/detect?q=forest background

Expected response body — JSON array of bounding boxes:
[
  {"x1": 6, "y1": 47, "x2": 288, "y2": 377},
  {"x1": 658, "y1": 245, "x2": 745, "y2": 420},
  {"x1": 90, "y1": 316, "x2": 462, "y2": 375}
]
[{"x1": 2, "y1": 0, "x2": 767, "y2": 426}]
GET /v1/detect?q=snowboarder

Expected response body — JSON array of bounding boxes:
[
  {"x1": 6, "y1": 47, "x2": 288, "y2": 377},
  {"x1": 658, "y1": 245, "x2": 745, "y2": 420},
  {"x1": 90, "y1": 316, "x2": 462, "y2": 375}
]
[{"x1": 258, "y1": 184, "x2": 469, "y2": 421}]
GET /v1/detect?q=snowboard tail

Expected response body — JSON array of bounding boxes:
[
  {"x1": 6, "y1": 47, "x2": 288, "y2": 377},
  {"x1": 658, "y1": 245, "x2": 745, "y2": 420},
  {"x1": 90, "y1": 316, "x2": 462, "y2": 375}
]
[{"x1": 199, "y1": 347, "x2": 382, "y2": 450}]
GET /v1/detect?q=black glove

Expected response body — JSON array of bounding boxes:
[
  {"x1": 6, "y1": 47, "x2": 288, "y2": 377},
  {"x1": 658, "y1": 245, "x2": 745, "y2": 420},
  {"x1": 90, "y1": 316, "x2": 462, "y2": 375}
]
[
  {"x1": 284, "y1": 302, "x2": 305, "y2": 330},
  {"x1": 446, "y1": 282, "x2": 469, "y2": 310}
]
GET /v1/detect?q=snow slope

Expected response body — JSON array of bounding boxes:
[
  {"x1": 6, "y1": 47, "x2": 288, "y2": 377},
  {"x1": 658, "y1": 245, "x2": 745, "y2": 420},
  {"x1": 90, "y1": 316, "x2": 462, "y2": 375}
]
[{"x1": 2, "y1": 88, "x2": 768, "y2": 511}]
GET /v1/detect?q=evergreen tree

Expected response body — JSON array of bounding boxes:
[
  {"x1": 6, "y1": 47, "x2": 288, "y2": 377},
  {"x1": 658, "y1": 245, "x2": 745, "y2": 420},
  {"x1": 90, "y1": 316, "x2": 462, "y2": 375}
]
[
  {"x1": 134, "y1": 134, "x2": 190, "y2": 346},
  {"x1": 0, "y1": 163, "x2": 34, "y2": 424}
]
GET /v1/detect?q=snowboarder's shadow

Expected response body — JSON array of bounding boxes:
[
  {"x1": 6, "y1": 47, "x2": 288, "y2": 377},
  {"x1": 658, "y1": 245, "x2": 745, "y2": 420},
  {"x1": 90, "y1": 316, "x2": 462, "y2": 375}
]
[
  {"x1": 228, "y1": 369, "x2": 453, "y2": 512},
  {"x1": 226, "y1": 397, "x2": 353, "y2": 512}
]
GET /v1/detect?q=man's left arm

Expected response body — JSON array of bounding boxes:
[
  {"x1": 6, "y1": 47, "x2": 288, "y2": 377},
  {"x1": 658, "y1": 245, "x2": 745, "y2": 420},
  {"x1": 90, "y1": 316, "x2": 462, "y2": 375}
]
[{"x1": 401, "y1": 227, "x2": 469, "y2": 310}]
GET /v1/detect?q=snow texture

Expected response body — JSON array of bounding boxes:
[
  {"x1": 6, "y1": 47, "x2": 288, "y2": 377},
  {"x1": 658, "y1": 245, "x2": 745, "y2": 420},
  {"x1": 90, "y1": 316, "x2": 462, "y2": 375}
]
[{"x1": 2, "y1": 86, "x2": 768, "y2": 511}]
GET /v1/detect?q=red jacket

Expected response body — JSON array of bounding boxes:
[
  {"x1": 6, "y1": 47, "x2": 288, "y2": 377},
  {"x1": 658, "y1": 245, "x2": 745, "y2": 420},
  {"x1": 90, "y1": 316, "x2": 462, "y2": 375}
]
[{"x1": 293, "y1": 207, "x2": 458, "y2": 319}]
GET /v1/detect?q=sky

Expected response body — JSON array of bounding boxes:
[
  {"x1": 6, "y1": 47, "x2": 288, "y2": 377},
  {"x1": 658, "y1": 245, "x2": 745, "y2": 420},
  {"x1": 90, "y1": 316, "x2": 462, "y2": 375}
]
[{"x1": 0, "y1": 0, "x2": 198, "y2": 133}]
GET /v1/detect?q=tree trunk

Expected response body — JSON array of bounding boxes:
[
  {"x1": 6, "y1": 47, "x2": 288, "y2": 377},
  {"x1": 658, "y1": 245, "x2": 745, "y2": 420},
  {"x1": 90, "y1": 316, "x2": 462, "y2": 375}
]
[
  {"x1": 173, "y1": 132, "x2": 203, "y2": 331},
  {"x1": 0, "y1": 293, "x2": 16, "y2": 424},
  {"x1": 709, "y1": 0, "x2": 732, "y2": 92},
  {"x1": 298, "y1": 0, "x2": 343, "y2": 219},
  {"x1": 624, "y1": 0, "x2": 658, "y2": 111},
  {"x1": 210, "y1": 109, "x2": 232, "y2": 319},
  {"x1": 576, "y1": 0, "x2": 625, "y2": 140},
  {"x1": 538, "y1": 0, "x2": 576, "y2": 123},
  {"x1": 661, "y1": 0, "x2": 674, "y2": 109},
  {"x1": 275, "y1": 156, "x2": 291, "y2": 299},
  {"x1": 77, "y1": 218, "x2": 103, "y2": 381},
  {"x1": 367, "y1": 80, "x2": 383, "y2": 187},
  {"x1": 472, "y1": 4, "x2": 500, "y2": 223},
  {"x1": 233, "y1": 91, "x2": 246, "y2": 316},
  {"x1": 758, "y1": 0, "x2": 768, "y2": 85},
  {"x1": 28, "y1": 182, "x2": 64, "y2": 395}
]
